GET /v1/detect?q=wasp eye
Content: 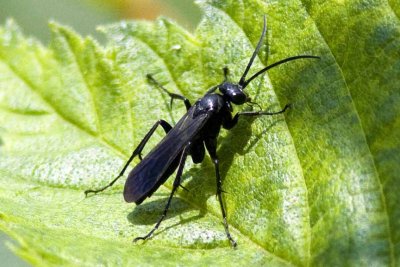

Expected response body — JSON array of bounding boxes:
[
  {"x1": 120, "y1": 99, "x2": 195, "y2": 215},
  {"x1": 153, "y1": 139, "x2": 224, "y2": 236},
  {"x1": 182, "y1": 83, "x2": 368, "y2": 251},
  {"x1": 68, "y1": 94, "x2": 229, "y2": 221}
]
[{"x1": 230, "y1": 91, "x2": 247, "y2": 104}]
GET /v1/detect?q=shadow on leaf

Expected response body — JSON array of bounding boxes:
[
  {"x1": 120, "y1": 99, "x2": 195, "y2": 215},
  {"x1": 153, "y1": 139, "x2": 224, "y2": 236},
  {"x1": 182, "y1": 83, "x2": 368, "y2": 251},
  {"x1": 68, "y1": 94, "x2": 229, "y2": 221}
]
[{"x1": 127, "y1": 196, "x2": 204, "y2": 226}]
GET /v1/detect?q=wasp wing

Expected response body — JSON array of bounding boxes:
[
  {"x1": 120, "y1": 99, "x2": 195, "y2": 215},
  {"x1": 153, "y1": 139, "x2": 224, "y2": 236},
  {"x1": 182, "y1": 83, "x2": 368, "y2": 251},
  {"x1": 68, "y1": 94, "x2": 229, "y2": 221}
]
[{"x1": 124, "y1": 107, "x2": 210, "y2": 204}]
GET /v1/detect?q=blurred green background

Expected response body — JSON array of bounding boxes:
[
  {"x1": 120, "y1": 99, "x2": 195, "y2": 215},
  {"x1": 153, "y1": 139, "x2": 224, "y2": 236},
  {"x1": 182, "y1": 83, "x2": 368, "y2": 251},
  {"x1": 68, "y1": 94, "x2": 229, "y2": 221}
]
[
  {"x1": 0, "y1": 0, "x2": 201, "y2": 43},
  {"x1": 0, "y1": 0, "x2": 201, "y2": 265}
]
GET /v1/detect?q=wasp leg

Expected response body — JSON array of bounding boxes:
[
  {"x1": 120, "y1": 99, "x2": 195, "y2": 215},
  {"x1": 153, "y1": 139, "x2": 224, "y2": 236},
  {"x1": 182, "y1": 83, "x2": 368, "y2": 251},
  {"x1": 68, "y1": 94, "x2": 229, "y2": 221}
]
[
  {"x1": 133, "y1": 146, "x2": 189, "y2": 242},
  {"x1": 205, "y1": 138, "x2": 237, "y2": 248},
  {"x1": 147, "y1": 74, "x2": 191, "y2": 110},
  {"x1": 84, "y1": 120, "x2": 172, "y2": 196}
]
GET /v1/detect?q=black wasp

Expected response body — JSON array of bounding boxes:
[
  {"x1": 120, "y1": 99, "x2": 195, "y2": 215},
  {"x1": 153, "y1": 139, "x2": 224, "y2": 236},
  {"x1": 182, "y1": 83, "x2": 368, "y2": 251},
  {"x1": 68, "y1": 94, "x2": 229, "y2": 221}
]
[{"x1": 85, "y1": 16, "x2": 319, "y2": 247}]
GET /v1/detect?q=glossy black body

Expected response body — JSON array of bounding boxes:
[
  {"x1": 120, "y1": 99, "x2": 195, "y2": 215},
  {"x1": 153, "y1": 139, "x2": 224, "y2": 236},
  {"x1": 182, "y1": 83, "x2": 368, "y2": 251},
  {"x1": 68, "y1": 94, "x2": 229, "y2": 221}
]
[{"x1": 124, "y1": 87, "x2": 241, "y2": 204}]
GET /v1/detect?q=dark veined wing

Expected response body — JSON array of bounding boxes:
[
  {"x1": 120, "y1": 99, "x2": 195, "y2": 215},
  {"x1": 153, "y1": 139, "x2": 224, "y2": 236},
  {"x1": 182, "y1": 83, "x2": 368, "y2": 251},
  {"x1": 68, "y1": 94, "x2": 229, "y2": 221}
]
[{"x1": 124, "y1": 106, "x2": 210, "y2": 204}]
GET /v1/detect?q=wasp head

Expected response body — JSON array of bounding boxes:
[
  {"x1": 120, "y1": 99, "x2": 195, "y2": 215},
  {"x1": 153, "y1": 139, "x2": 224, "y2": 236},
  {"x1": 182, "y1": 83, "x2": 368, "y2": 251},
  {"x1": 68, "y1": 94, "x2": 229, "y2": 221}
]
[{"x1": 219, "y1": 82, "x2": 249, "y2": 105}]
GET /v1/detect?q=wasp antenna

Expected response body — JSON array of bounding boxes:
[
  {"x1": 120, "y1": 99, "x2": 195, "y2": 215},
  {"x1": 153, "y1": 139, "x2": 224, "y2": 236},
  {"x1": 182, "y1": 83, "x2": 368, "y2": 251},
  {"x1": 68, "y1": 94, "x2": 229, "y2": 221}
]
[
  {"x1": 238, "y1": 15, "x2": 267, "y2": 87},
  {"x1": 242, "y1": 55, "x2": 320, "y2": 88}
]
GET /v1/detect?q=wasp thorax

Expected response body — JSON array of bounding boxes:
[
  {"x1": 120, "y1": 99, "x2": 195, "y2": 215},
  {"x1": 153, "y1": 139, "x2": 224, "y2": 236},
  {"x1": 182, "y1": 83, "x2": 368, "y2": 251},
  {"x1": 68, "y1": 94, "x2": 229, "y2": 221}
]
[{"x1": 219, "y1": 82, "x2": 247, "y2": 105}]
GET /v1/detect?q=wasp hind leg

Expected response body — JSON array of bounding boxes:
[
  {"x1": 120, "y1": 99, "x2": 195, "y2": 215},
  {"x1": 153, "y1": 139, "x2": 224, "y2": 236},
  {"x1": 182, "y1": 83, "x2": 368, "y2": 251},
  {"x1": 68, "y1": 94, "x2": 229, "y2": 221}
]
[
  {"x1": 205, "y1": 138, "x2": 237, "y2": 248},
  {"x1": 84, "y1": 119, "x2": 173, "y2": 196}
]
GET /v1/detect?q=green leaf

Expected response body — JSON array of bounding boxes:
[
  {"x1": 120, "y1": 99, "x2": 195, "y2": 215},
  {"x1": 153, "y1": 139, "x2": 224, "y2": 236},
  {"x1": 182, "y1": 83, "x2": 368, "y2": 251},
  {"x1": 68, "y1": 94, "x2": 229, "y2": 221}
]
[{"x1": 0, "y1": 0, "x2": 399, "y2": 266}]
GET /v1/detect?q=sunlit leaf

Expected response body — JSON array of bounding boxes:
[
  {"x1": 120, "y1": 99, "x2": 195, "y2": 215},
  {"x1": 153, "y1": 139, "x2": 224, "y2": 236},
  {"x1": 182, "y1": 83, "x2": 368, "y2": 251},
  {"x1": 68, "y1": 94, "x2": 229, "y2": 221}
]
[{"x1": 0, "y1": 0, "x2": 398, "y2": 265}]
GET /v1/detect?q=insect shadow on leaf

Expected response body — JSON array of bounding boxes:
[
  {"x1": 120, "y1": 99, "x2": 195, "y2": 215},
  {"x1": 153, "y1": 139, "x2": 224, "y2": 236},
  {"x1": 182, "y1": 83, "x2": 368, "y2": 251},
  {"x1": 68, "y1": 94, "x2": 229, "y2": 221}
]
[{"x1": 127, "y1": 197, "x2": 198, "y2": 225}]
